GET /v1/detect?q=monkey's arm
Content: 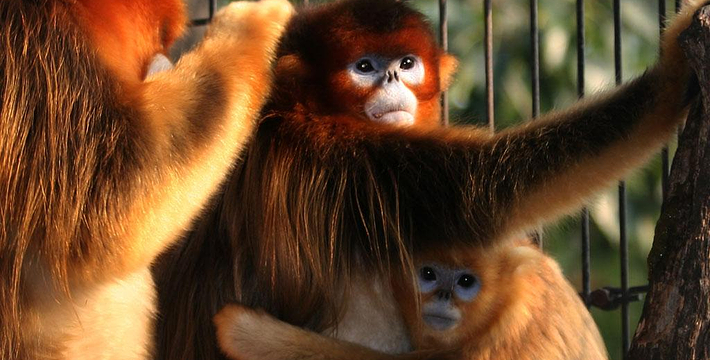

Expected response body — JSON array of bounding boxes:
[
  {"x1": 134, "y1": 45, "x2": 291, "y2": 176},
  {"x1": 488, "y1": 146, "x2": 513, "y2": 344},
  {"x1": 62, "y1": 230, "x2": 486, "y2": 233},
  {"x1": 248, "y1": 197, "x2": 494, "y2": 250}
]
[
  {"x1": 214, "y1": 304, "x2": 455, "y2": 360},
  {"x1": 260, "y1": 4, "x2": 695, "y2": 250},
  {"x1": 74, "y1": 0, "x2": 292, "y2": 281},
  {"x1": 469, "y1": 4, "x2": 696, "y2": 240},
  {"x1": 467, "y1": 4, "x2": 700, "y2": 239}
]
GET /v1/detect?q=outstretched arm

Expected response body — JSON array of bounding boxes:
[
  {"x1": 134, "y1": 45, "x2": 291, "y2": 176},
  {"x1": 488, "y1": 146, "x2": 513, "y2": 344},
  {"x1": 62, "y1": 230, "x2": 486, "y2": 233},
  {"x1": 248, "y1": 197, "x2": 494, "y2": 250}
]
[{"x1": 249, "y1": 1, "x2": 696, "y2": 252}]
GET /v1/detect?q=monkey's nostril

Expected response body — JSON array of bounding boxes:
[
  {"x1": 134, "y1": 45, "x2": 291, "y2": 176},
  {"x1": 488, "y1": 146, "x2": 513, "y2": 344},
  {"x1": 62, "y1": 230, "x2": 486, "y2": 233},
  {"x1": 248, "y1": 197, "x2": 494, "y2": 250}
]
[
  {"x1": 386, "y1": 71, "x2": 394, "y2": 83},
  {"x1": 437, "y1": 290, "x2": 452, "y2": 301}
]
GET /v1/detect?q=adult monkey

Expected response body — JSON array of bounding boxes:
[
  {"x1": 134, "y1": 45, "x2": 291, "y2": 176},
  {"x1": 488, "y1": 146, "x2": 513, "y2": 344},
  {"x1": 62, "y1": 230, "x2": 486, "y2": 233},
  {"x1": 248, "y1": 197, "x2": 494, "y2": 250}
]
[
  {"x1": 154, "y1": 0, "x2": 698, "y2": 358},
  {"x1": 0, "y1": 0, "x2": 292, "y2": 358}
]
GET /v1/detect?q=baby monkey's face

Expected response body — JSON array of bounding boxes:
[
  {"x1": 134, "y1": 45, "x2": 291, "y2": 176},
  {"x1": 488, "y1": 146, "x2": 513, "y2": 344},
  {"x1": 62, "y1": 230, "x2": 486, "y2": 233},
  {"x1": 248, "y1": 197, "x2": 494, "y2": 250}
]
[{"x1": 416, "y1": 263, "x2": 481, "y2": 332}]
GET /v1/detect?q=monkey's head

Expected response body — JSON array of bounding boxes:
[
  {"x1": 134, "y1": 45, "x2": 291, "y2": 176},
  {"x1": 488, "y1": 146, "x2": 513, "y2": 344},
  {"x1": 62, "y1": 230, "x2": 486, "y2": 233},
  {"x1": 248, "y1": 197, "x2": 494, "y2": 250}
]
[
  {"x1": 273, "y1": 0, "x2": 457, "y2": 127},
  {"x1": 396, "y1": 242, "x2": 534, "y2": 350},
  {"x1": 73, "y1": 0, "x2": 186, "y2": 85}
]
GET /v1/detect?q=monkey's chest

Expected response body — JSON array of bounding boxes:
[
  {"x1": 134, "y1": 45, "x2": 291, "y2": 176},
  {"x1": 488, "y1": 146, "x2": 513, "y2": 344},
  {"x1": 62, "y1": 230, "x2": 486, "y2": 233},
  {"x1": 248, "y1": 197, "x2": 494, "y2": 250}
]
[
  {"x1": 324, "y1": 276, "x2": 412, "y2": 354},
  {"x1": 36, "y1": 267, "x2": 157, "y2": 360}
]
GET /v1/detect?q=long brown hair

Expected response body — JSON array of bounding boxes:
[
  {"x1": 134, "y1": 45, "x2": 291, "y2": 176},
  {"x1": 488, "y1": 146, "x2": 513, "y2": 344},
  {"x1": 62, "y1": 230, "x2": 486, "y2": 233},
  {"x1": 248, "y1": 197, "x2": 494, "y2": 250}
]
[{"x1": 1, "y1": 0, "x2": 139, "y2": 357}]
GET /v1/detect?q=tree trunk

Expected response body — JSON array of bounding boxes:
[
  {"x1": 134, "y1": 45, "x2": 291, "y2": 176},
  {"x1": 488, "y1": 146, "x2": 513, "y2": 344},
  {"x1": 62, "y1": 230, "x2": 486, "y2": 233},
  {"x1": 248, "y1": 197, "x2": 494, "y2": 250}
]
[{"x1": 627, "y1": 6, "x2": 710, "y2": 360}]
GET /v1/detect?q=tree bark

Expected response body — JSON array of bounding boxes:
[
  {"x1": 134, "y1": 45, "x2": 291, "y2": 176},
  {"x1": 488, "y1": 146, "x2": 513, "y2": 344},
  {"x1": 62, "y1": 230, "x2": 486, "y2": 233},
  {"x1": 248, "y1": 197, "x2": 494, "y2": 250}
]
[{"x1": 627, "y1": 6, "x2": 710, "y2": 360}]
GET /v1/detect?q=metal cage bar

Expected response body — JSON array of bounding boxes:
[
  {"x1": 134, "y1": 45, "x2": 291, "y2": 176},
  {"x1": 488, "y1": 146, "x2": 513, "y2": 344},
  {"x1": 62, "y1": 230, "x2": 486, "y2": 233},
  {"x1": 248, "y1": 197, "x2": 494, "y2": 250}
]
[
  {"x1": 660, "y1": 0, "x2": 670, "y2": 199},
  {"x1": 613, "y1": 0, "x2": 631, "y2": 356},
  {"x1": 576, "y1": 0, "x2": 591, "y2": 305},
  {"x1": 530, "y1": 0, "x2": 540, "y2": 119},
  {"x1": 485, "y1": 0, "x2": 495, "y2": 132},
  {"x1": 529, "y1": 0, "x2": 542, "y2": 248}
]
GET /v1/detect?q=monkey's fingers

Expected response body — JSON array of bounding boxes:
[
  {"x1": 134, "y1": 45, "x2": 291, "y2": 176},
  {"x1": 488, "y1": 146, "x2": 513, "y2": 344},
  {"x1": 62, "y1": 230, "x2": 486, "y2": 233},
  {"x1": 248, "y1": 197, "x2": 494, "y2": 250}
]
[
  {"x1": 205, "y1": 0, "x2": 294, "y2": 41},
  {"x1": 657, "y1": 1, "x2": 710, "y2": 97}
]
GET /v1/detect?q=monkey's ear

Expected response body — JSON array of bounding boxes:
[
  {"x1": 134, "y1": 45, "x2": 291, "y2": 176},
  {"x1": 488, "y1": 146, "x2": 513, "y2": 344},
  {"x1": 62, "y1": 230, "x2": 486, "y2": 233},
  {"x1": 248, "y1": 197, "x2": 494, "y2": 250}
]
[
  {"x1": 275, "y1": 54, "x2": 307, "y2": 81},
  {"x1": 439, "y1": 53, "x2": 458, "y2": 90}
]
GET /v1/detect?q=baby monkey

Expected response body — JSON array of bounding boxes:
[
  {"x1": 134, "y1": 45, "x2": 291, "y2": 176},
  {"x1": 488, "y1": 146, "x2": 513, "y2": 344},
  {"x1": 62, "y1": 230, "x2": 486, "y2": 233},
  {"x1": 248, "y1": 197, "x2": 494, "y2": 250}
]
[
  {"x1": 395, "y1": 240, "x2": 608, "y2": 360},
  {"x1": 216, "y1": 239, "x2": 608, "y2": 360}
]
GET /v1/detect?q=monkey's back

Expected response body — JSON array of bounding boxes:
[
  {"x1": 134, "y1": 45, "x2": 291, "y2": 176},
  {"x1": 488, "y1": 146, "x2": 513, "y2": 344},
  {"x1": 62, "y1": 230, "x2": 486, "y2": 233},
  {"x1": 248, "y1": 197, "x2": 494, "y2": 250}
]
[{"x1": 463, "y1": 242, "x2": 608, "y2": 360}]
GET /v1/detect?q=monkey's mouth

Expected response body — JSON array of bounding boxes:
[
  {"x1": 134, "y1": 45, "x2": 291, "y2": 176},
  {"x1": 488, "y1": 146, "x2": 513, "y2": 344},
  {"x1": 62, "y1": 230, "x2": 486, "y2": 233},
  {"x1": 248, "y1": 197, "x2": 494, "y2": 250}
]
[
  {"x1": 370, "y1": 111, "x2": 414, "y2": 126},
  {"x1": 422, "y1": 313, "x2": 458, "y2": 331}
]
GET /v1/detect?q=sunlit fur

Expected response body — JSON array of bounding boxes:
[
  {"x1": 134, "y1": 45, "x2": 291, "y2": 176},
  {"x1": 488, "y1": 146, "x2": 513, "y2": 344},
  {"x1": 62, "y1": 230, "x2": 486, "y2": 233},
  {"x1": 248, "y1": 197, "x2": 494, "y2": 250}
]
[
  {"x1": 394, "y1": 240, "x2": 608, "y2": 360},
  {"x1": 0, "y1": 0, "x2": 292, "y2": 358},
  {"x1": 155, "y1": 0, "x2": 697, "y2": 359},
  {"x1": 214, "y1": 240, "x2": 608, "y2": 360},
  {"x1": 73, "y1": 0, "x2": 186, "y2": 85}
]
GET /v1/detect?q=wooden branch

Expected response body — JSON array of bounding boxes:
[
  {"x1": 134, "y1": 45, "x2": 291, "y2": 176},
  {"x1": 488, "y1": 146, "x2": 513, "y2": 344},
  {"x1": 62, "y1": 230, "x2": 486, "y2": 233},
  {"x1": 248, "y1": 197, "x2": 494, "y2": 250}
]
[{"x1": 627, "y1": 6, "x2": 710, "y2": 360}]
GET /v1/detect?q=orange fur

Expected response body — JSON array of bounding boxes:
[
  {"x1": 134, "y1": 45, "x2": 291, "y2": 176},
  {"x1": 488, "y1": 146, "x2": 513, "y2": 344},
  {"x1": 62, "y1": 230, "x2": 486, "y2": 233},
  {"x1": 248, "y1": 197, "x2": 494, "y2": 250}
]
[
  {"x1": 73, "y1": 0, "x2": 186, "y2": 87},
  {"x1": 0, "y1": 0, "x2": 292, "y2": 358}
]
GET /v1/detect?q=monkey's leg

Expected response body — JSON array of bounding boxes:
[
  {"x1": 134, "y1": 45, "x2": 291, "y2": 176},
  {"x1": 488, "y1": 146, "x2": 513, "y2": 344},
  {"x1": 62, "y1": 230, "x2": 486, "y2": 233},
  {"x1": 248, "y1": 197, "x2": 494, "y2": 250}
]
[
  {"x1": 214, "y1": 304, "x2": 456, "y2": 360},
  {"x1": 72, "y1": 0, "x2": 293, "y2": 283}
]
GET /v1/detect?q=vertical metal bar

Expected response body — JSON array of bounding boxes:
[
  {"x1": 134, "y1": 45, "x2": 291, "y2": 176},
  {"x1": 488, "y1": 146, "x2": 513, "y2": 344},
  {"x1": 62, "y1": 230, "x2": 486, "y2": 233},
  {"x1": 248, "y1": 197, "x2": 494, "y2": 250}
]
[
  {"x1": 581, "y1": 208, "x2": 591, "y2": 304},
  {"x1": 620, "y1": 182, "x2": 629, "y2": 357},
  {"x1": 439, "y1": 0, "x2": 449, "y2": 126},
  {"x1": 662, "y1": 148, "x2": 670, "y2": 200},
  {"x1": 660, "y1": 0, "x2": 670, "y2": 199},
  {"x1": 613, "y1": 0, "x2": 630, "y2": 356},
  {"x1": 485, "y1": 0, "x2": 495, "y2": 132},
  {"x1": 209, "y1": 0, "x2": 216, "y2": 19},
  {"x1": 529, "y1": 0, "x2": 542, "y2": 248},
  {"x1": 577, "y1": 0, "x2": 591, "y2": 306},
  {"x1": 530, "y1": 0, "x2": 540, "y2": 119}
]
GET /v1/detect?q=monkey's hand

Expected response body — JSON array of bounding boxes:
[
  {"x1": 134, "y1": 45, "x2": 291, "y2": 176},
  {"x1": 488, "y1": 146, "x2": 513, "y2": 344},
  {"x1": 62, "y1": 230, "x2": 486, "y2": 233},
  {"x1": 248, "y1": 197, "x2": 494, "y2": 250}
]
[
  {"x1": 214, "y1": 304, "x2": 460, "y2": 360},
  {"x1": 205, "y1": 0, "x2": 294, "y2": 42},
  {"x1": 657, "y1": 1, "x2": 710, "y2": 103}
]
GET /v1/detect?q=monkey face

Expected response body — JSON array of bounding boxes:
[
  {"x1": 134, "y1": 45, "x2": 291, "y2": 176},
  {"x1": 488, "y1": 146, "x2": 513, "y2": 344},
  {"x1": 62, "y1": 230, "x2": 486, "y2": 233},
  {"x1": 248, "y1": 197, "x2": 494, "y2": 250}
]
[
  {"x1": 273, "y1": 0, "x2": 455, "y2": 127},
  {"x1": 416, "y1": 264, "x2": 481, "y2": 332},
  {"x1": 346, "y1": 54, "x2": 425, "y2": 126},
  {"x1": 405, "y1": 247, "x2": 510, "y2": 349}
]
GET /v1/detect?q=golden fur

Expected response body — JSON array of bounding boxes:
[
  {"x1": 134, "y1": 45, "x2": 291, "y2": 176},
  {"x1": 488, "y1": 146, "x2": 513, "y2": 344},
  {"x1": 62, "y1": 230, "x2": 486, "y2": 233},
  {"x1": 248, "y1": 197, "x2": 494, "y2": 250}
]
[
  {"x1": 0, "y1": 0, "x2": 292, "y2": 358},
  {"x1": 396, "y1": 240, "x2": 608, "y2": 360},
  {"x1": 215, "y1": 239, "x2": 607, "y2": 360}
]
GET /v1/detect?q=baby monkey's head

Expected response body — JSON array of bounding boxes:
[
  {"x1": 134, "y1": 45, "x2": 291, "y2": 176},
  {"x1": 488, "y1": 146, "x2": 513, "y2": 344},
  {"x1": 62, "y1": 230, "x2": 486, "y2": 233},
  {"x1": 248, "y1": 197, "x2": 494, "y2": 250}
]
[
  {"x1": 416, "y1": 263, "x2": 480, "y2": 332},
  {"x1": 399, "y1": 241, "x2": 534, "y2": 349}
]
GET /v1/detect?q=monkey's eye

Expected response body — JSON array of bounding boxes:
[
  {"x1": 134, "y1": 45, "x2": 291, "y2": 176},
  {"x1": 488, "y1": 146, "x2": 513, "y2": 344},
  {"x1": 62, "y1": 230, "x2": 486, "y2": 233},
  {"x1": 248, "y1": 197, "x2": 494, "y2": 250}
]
[
  {"x1": 457, "y1": 274, "x2": 477, "y2": 288},
  {"x1": 400, "y1": 56, "x2": 416, "y2": 70},
  {"x1": 454, "y1": 273, "x2": 480, "y2": 302},
  {"x1": 420, "y1": 266, "x2": 437, "y2": 282},
  {"x1": 355, "y1": 59, "x2": 376, "y2": 73}
]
